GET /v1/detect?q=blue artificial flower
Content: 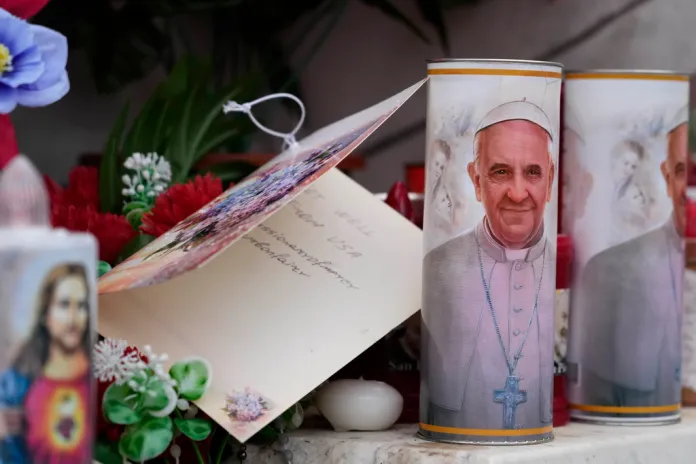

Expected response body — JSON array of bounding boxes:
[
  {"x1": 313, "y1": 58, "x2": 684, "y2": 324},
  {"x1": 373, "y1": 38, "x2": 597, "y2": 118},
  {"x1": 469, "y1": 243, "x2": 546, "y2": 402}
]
[{"x1": 0, "y1": 7, "x2": 69, "y2": 114}]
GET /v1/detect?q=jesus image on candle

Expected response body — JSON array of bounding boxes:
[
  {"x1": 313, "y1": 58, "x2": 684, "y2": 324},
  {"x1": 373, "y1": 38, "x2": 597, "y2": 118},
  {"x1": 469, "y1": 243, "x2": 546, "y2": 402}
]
[
  {"x1": 0, "y1": 264, "x2": 93, "y2": 463},
  {"x1": 422, "y1": 100, "x2": 556, "y2": 432}
]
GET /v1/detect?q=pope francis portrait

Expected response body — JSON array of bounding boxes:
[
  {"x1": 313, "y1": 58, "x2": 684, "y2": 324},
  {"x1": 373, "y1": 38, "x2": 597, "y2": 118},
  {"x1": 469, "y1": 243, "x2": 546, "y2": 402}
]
[
  {"x1": 422, "y1": 100, "x2": 557, "y2": 432},
  {"x1": 571, "y1": 106, "x2": 688, "y2": 412}
]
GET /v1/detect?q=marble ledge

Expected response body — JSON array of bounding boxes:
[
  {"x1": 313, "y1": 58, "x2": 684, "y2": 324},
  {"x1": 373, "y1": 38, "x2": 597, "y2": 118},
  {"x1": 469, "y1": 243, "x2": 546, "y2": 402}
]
[{"x1": 245, "y1": 408, "x2": 696, "y2": 464}]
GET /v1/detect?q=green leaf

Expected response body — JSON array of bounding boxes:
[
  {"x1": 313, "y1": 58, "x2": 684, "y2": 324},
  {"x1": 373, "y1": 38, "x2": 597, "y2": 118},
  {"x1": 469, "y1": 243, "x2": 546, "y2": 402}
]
[
  {"x1": 121, "y1": 97, "x2": 158, "y2": 158},
  {"x1": 157, "y1": 56, "x2": 193, "y2": 98},
  {"x1": 119, "y1": 416, "x2": 174, "y2": 462},
  {"x1": 100, "y1": 101, "x2": 130, "y2": 214},
  {"x1": 117, "y1": 234, "x2": 156, "y2": 263},
  {"x1": 103, "y1": 383, "x2": 143, "y2": 425},
  {"x1": 98, "y1": 260, "x2": 112, "y2": 278},
  {"x1": 184, "y1": 81, "x2": 252, "y2": 179},
  {"x1": 141, "y1": 379, "x2": 178, "y2": 418},
  {"x1": 195, "y1": 127, "x2": 241, "y2": 160},
  {"x1": 174, "y1": 418, "x2": 212, "y2": 441},
  {"x1": 122, "y1": 200, "x2": 149, "y2": 215},
  {"x1": 167, "y1": 84, "x2": 200, "y2": 182},
  {"x1": 151, "y1": 99, "x2": 172, "y2": 152},
  {"x1": 126, "y1": 208, "x2": 146, "y2": 229},
  {"x1": 95, "y1": 441, "x2": 123, "y2": 464},
  {"x1": 169, "y1": 357, "x2": 212, "y2": 401}
]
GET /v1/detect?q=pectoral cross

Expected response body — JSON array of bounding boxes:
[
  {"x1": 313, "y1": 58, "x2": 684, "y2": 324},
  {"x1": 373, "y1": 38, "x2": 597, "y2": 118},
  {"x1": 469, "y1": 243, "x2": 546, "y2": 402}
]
[{"x1": 493, "y1": 375, "x2": 527, "y2": 429}]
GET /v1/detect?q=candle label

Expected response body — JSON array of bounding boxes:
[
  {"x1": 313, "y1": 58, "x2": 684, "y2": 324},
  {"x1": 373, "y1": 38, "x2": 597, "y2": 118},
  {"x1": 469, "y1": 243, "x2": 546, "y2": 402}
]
[
  {"x1": 420, "y1": 59, "x2": 561, "y2": 444},
  {"x1": 0, "y1": 238, "x2": 97, "y2": 463},
  {"x1": 563, "y1": 71, "x2": 688, "y2": 423}
]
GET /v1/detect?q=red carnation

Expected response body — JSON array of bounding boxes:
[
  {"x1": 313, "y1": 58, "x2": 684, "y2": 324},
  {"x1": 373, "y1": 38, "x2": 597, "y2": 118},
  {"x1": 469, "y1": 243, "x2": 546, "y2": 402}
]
[
  {"x1": 140, "y1": 174, "x2": 224, "y2": 237},
  {"x1": 51, "y1": 204, "x2": 135, "y2": 264},
  {"x1": 385, "y1": 181, "x2": 415, "y2": 223},
  {"x1": 62, "y1": 166, "x2": 100, "y2": 209},
  {"x1": 46, "y1": 166, "x2": 134, "y2": 264},
  {"x1": 44, "y1": 166, "x2": 100, "y2": 209}
]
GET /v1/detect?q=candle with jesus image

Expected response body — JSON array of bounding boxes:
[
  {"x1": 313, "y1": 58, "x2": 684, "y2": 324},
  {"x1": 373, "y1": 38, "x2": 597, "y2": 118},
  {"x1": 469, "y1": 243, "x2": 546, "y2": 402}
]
[
  {"x1": 0, "y1": 156, "x2": 97, "y2": 463},
  {"x1": 420, "y1": 59, "x2": 561, "y2": 445}
]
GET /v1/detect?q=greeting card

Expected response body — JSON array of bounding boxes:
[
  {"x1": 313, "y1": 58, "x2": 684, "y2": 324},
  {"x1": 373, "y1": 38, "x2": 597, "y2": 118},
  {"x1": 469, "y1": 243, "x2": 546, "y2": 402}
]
[{"x1": 97, "y1": 80, "x2": 425, "y2": 442}]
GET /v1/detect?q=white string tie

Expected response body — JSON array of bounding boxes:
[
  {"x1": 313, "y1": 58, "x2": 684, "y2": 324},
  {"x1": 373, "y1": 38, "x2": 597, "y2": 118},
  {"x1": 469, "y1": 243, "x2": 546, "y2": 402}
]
[{"x1": 223, "y1": 93, "x2": 306, "y2": 152}]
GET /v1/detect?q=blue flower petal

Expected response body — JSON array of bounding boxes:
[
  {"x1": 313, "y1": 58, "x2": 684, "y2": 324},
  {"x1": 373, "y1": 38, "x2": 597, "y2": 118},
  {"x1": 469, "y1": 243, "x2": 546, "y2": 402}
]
[
  {"x1": 16, "y1": 69, "x2": 69, "y2": 107},
  {"x1": 0, "y1": 85, "x2": 18, "y2": 114},
  {"x1": 0, "y1": 16, "x2": 33, "y2": 56},
  {"x1": 26, "y1": 25, "x2": 67, "y2": 89},
  {"x1": 0, "y1": 45, "x2": 43, "y2": 87},
  {"x1": 0, "y1": 8, "x2": 10, "y2": 18}
]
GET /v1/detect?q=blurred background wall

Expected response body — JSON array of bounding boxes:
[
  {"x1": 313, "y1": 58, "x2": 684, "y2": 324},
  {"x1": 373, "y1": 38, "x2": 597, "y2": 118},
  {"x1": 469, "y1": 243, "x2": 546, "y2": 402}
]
[{"x1": 12, "y1": 0, "x2": 696, "y2": 191}]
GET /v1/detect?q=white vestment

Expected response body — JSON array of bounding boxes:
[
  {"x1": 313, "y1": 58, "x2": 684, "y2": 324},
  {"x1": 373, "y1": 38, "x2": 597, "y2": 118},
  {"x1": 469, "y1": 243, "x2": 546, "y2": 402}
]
[
  {"x1": 569, "y1": 218, "x2": 683, "y2": 407},
  {"x1": 422, "y1": 219, "x2": 555, "y2": 430}
]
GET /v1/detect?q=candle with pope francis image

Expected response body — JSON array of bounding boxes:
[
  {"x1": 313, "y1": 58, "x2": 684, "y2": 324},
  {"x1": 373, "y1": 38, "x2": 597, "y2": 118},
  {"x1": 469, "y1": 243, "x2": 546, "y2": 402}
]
[{"x1": 420, "y1": 59, "x2": 562, "y2": 445}]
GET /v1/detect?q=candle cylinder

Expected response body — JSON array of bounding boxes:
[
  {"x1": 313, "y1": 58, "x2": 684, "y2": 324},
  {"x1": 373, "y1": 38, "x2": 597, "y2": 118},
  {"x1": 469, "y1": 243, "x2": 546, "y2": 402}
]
[
  {"x1": 420, "y1": 59, "x2": 562, "y2": 445},
  {"x1": 0, "y1": 156, "x2": 98, "y2": 462},
  {"x1": 563, "y1": 70, "x2": 689, "y2": 425}
]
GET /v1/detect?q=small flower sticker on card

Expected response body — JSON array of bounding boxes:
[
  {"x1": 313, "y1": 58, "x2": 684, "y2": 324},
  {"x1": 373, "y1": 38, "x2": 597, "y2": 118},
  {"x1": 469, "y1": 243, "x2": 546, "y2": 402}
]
[{"x1": 224, "y1": 388, "x2": 272, "y2": 423}]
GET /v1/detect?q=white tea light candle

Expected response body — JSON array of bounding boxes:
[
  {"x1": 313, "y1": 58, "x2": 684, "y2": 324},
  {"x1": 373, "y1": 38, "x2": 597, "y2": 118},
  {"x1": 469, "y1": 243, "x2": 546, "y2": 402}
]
[{"x1": 316, "y1": 379, "x2": 403, "y2": 432}]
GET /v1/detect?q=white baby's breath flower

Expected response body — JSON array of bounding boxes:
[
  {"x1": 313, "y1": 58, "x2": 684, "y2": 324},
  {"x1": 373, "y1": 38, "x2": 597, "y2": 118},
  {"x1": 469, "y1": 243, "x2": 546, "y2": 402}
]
[
  {"x1": 155, "y1": 156, "x2": 172, "y2": 181},
  {"x1": 141, "y1": 345, "x2": 177, "y2": 388},
  {"x1": 93, "y1": 338, "x2": 141, "y2": 384},
  {"x1": 121, "y1": 152, "x2": 172, "y2": 204}
]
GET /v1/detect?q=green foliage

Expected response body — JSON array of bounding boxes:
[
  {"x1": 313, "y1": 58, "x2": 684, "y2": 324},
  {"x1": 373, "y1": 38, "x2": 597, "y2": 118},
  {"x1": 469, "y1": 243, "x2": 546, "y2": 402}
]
[
  {"x1": 101, "y1": 356, "x2": 213, "y2": 461},
  {"x1": 94, "y1": 442, "x2": 122, "y2": 464},
  {"x1": 169, "y1": 358, "x2": 213, "y2": 401},
  {"x1": 97, "y1": 261, "x2": 112, "y2": 278},
  {"x1": 119, "y1": 416, "x2": 174, "y2": 462},
  {"x1": 174, "y1": 418, "x2": 213, "y2": 441},
  {"x1": 102, "y1": 383, "x2": 146, "y2": 425},
  {"x1": 123, "y1": 201, "x2": 150, "y2": 229},
  {"x1": 97, "y1": 55, "x2": 259, "y2": 214}
]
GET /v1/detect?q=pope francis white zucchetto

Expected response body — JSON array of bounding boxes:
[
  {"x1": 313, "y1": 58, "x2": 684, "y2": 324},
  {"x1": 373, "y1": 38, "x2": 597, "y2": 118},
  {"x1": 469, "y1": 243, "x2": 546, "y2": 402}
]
[{"x1": 475, "y1": 100, "x2": 555, "y2": 145}]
